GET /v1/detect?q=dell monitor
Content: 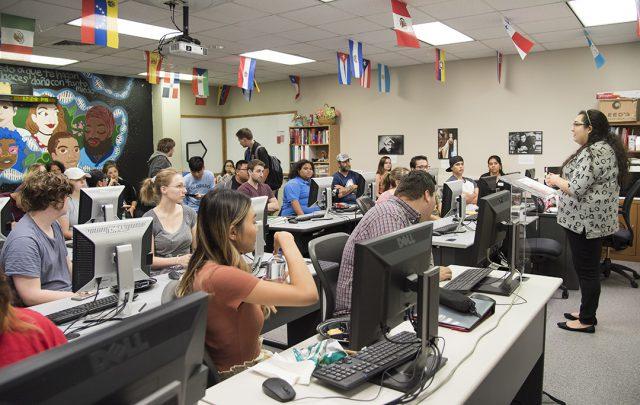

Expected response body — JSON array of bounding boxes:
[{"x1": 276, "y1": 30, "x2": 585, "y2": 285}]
[
  {"x1": 307, "y1": 176, "x2": 333, "y2": 209},
  {"x1": 440, "y1": 179, "x2": 464, "y2": 219},
  {"x1": 0, "y1": 292, "x2": 209, "y2": 405},
  {"x1": 356, "y1": 171, "x2": 377, "y2": 201},
  {"x1": 0, "y1": 196, "x2": 13, "y2": 240},
  {"x1": 524, "y1": 169, "x2": 536, "y2": 179},
  {"x1": 78, "y1": 185, "x2": 125, "y2": 224},
  {"x1": 73, "y1": 217, "x2": 153, "y2": 314},
  {"x1": 477, "y1": 175, "x2": 498, "y2": 200},
  {"x1": 250, "y1": 196, "x2": 268, "y2": 271}
]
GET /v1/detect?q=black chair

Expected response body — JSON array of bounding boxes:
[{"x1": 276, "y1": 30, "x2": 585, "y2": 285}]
[
  {"x1": 601, "y1": 178, "x2": 640, "y2": 288},
  {"x1": 526, "y1": 238, "x2": 568, "y2": 298},
  {"x1": 356, "y1": 196, "x2": 375, "y2": 214},
  {"x1": 308, "y1": 232, "x2": 349, "y2": 320}
]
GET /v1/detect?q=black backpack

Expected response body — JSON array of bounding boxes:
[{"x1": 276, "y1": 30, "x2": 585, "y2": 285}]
[{"x1": 256, "y1": 145, "x2": 283, "y2": 190}]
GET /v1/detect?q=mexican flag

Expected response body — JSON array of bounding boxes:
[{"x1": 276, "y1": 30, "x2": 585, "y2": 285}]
[{"x1": 0, "y1": 14, "x2": 35, "y2": 55}]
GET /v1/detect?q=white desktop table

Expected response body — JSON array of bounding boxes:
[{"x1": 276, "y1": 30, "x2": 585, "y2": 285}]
[{"x1": 201, "y1": 266, "x2": 561, "y2": 405}]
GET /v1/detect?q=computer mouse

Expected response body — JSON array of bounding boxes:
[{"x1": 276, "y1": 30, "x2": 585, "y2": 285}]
[
  {"x1": 287, "y1": 218, "x2": 298, "y2": 224},
  {"x1": 168, "y1": 270, "x2": 182, "y2": 280},
  {"x1": 262, "y1": 377, "x2": 296, "y2": 402}
]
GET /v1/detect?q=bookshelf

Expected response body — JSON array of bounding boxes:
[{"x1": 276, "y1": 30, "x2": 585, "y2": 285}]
[
  {"x1": 289, "y1": 124, "x2": 340, "y2": 177},
  {"x1": 614, "y1": 121, "x2": 640, "y2": 156}
]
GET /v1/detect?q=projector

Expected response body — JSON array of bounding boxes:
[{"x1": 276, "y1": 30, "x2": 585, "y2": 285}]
[{"x1": 168, "y1": 40, "x2": 208, "y2": 58}]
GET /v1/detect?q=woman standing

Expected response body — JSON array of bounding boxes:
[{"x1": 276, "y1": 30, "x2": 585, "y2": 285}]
[
  {"x1": 375, "y1": 156, "x2": 392, "y2": 196},
  {"x1": 216, "y1": 160, "x2": 235, "y2": 185},
  {"x1": 545, "y1": 109, "x2": 628, "y2": 333},
  {"x1": 480, "y1": 155, "x2": 506, "y2": 178}
]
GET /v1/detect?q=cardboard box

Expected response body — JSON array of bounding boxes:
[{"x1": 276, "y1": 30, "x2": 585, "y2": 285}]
[{"x1": 599, "y1": 99, "x2": 638, "y2": 123}]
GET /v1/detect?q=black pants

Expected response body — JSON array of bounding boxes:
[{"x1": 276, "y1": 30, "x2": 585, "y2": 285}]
[{"x1": 565, "y1": 229, "x2": 602, "y2": 325}]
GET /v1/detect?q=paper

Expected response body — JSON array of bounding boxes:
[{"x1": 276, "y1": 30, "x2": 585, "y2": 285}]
[
  {"x1": 517, "y1": 155, "x2": 534, "y2": 165},
  {"x1": 251, "y1": 353, "x2": 316, "y2": 386}
]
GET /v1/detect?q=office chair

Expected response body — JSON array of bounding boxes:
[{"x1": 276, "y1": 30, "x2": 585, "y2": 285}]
[
  {"x1": 601, "y1": 178, "x2": 640, "y2": 288},
  {"x1": 356, "y1": 196, "x2": 374, "y2": 214},
  {"x1": 525, "y1": 238, "x2": 568, "y2": 299},
  {"x1": 308, "y1": 233, "x2": 349, "y2": 320},
  {"x1": 160, "y1": 280, "x2": 221, "y2": 386}
]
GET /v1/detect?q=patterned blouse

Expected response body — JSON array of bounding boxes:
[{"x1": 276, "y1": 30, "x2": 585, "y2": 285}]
[{"x1": 557, "y1": 141, "x2": 620, "y2": 239}]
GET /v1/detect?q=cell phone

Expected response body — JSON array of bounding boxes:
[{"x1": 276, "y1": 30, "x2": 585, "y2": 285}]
[{"x1": 71, "y1": 291, "x2": 97, "y2": 301}]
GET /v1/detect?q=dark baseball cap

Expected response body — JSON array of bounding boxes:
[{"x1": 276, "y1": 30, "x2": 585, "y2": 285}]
[{"x1": 446, "y1": 156, "x2": 464, "y2": 172}]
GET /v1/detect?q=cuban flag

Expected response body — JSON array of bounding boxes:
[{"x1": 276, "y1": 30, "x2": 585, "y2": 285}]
[
  {"x1": 360, "y1": 59, "x2": 371, "y2": 88},
  {"x1": 349, "y1": 39, "x2": 364, "y2": 79},
  {"x1": 503, "y1": 17, "x2": 534, "y2": 60},
  {"x1": 584, "y1": 30, "x2": 605, "y2": 69},
  {"x1": 378, "y1": 63, "x2": 390, "y2": 93},
  {"x1": 289, "y1": 75, "x2": 301, "y2": 100},
  {"x1": 337, "y1": 52, "x2": 351, "y2": 85},
  {"x1": 391, "y1": 0, "x2": 420, "y2": 48},
  {"x1": 237, "y1": 56, "x2": 256, "y2": 91}
]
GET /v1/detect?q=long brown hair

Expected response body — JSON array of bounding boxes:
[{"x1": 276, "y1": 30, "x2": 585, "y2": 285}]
[
  {"x1": 1, "y1": 273, "x2": 38, "y2": 333},
  {"x1": 382, "y1": 167, "x2": 409, "y2": 192},
  {"x1": 25, "y1": 104, "x2": 67, "y2": 135},
  {"x1": 139, "y1": 168, "x2": 179, "y2": 205},
  {"x1": 376, "y1": 156, "x2": 391, "y2": 176}
]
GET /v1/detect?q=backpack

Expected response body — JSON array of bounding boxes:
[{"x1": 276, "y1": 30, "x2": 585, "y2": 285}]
[{"x1": 256, "y1": 145, "x2": 283, "y2": 190}]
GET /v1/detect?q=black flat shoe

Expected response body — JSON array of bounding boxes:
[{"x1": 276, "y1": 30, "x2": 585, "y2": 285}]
[
  {"x1": 563, "y1": 313, "x2": 597, "y2": 325},
  {"x1": 557, "y1": 322, "x2": 595, "y2": 333}
]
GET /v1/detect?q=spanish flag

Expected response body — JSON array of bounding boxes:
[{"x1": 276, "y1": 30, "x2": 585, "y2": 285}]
[
  {"x1": 145, "y1": 50, "x2": 162, "y2": 84},
  {"x1": 81, "y1": 0, "x2": 119, "y2": 48}
]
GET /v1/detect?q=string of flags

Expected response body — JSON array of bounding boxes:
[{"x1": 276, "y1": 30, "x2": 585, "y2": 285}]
[
  {"x1": 583, "y1": 30, "x2": 606, "y2": 69},
  {"x1": 81, "y1": 0, "x2": 119, "y2": 48}
]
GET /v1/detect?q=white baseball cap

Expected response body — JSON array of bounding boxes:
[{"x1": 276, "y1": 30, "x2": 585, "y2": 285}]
[{"x1": 64, "y1": 167, "x2": 91, "y2": 180}]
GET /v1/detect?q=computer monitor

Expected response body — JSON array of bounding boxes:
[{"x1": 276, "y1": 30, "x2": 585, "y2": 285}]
[
  {"x1": 440, "y1": 180, "x2": 464, "y2": 218},
  {"x1": 250, "y1": 196, "x2": 268, "y2": 271},
  {"x1": 0, "y1": 196, "x2": 13, "y2": 240},
  {"x1": 307, "y1": 176, "x2": 334, "y2": 209},
  {"x1": 73, "y1": 217, "x2": 153, "y2": 314},
  {"x1": 356, "y1": 171, "x2": 377, "y2": 201},
  {"x1": 78, "y1": 185, "x2": 125, "y2": 224},
  {"x1": 350, "y1": 221, "x2": 434, "y2": 351},
  {"x1": 544, "y1": 166, "x2": 561, "y2": 175},
  {"x1": 524, "y1": 169, "x2": 535, "y2": 179},
  {"x1": 477, "y1": 175, "x2": 498, "y2": 200},
  {"x1": 427, "y1": 168, "x2": 439, "y2": 183},
  {"x1": 0, "y1": 292, "x2": 209, "y2": 405}
]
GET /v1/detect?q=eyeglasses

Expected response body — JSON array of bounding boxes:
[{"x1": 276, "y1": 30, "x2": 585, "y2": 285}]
[{"x1": 572, "y1": 121, "x2": 587, "y2": 127}]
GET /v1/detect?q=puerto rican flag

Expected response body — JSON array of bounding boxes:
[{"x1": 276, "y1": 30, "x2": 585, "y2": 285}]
[
  {"x1": 503, "y1": 17, "x2": 534, "y2": 60},
  {"x1": 349, "y1": 39, "x2": 364, "y2": 78},
  {"x1": 237, "y1": 56, "x2": 256, "y2": 91},
  {"x1": 289, "y1": 75, "x2": 301, "y2": 100},
  {"x1": 391, "y1": 0, "x2": 420, "y2": 48},
  {"x1": 337, "y1": 52, "x2": 351, "y2": 85},
  {"x1": 360, "y1": 59, "x2": 371, "y2": 88}
]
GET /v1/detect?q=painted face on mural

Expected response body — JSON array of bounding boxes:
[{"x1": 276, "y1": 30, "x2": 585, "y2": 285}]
[
  {"x1": 0, "y1": 138, "x2": 19, "y2": 170},
  {"x1": 84, "y1": 114, "x2": 114, "y2": 161},
  {"x1": 32, "y1": 104, "x2": 60, "y2": 135},
  {"x1": 52, "y1": 136, "x2": 80, "y2": 169},
  {"x1": 0, "y1": 102, "x2": 17, "y2": 129}
]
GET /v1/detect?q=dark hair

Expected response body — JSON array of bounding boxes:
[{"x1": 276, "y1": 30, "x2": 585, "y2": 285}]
[
  {"x1": 290, "y1": 159, "x2": 315, "y2": 179},
  {"x1": 87, "y1": 169, "x2": 106, "y2": 187},
  {"x1": 21, "y1": 172, "x2": 73, "y2": 212},
  {"x1": 156, "y1": 138, "x2": 175, "y2": 153},
  {"x1": 235, "y1": 128, "x2": 253, "y2": 140},
  {"x1": 562, "y1": 109, "x2": 629, "y2": 187},
  {"x1": 188, "y1": 156, "x2": 205, "y2": 172},
  {"x1": 221, "y1": 159, "x2": 234, "y2": 174},
  {"x1": 102, "y1": 160, "x2": 118, "y2": 175},
  {"x1": 487, "y1": 155, "x2": 505, "y2": 176},
  {"x1": 376, "y1": 156, "x2": 391, "y2": 175},
  {"x1": 235, "y1": 159, "x2": 248, "y2": 170},
  {"x1": 395, "y1": 170, "x2": 435, "y2": 200},
  {"x1": 46, "y1": 132, "x2": 76, "y2": 156},
  {"x1": 46, "y1": 160, "x2": 66, "y2": 173},
  {"x1": 410, "y1": 155, "x2": 428, "y2": 169},
  {"x1": 248, "y1": 159, "x2": 265, "y2": 171}
]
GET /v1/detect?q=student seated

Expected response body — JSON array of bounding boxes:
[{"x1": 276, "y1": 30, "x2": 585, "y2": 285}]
[
  {"x1": 216, "y1": 159, "x2": 235, "y2": 185},
  {"x1": 237, "y1": 159, "x2": 280, "y2": 214},
  {"x1": 480, "y1": 155, "x2": 506, "y2": 178},
  {"x1": 183, "y1": 156, "x2": 215, "y2": 213},
  {"x1": 58, "y1": 167, "x2": 90, "y2": 240},
  {"x1": 0, "y1": 172, "x2": 75, "y2": 306},
  {"x1": 377, "y1": 167, "x2": 409, "y2": 204},
  {"x1": 45, "y1": 160, "x2": 65, "y2": 175},
  {"x1": 86, "y1": 169, "x2": 108, "y2": 187},
  {"x1": 0, "y1": 273, "x2": 67, "y2": 368},
  {"x1": 141, "y1": 168, "x2": 196, "y2": 270},
  {"x1": 281, "y1": 159, "x2": 321, "y2": 216},
  {"x1": 410, "y1": 155, "x2": 441, "y2": 219},
  {"x1": 332, "y1": 154, "x2": 359, "y2": 204},
  {"x1": 445, "y1": 156, "x2": 479, "y2": 205},
  {"x1": 216, "y1": 160, "x2": 248, "y2": 191},
  {"x1": 176, "y1": 189, "x2": 318, "y2": 378},
  {"x1": 334, "y1": 171, "x2": 452, "y2": 317},
  {"x1": 375, "y1": 156, "x2": 392, "y2": 196},
  {"x1": 103, "y1": 161, "x2": 138, "y2": 217}
]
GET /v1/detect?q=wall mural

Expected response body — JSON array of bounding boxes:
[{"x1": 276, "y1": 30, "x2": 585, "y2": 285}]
[{"x1": 0, "y1": 64, "x2": 153, "y2": 187}]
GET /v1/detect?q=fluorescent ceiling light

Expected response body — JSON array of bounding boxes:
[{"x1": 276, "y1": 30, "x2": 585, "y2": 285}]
[
  {"x1": 138, "y1": 72, "x2": 193, "y2": 81},
  {"x1": 68, "y1": 18, "x2": 180, "y2": 41},
  {"x1": 0, "y1": 51, "x2": 77, "y2": 66},
  {"x1": 319, "y1": 0, "x2": 337, "y2": 2},
  {"x1": 239, "y1": 50, "x2": 315, "y2": 65},
  {"x1": 568, "y1": 0, "x2": 637, "y2": 27},
  {"x1": 413, "y1": 22, "x2": 474, "y2": 46}
]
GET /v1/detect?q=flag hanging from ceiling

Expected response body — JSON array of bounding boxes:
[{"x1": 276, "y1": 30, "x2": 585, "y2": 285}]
[
  {"x1": 0, "y1": 14, "x2": 35, "y2": 55},
  {"x1": 360, "y1": 59, "x2": 371, "y2": 88},
  {"x1": 378, "y1": 63, "x2": 390, "y2": 93},
  {"x1": 237, "y1": 56, "x2": 256, "y2": 91},
  {"x1": 253, "y1": 79, "x2": 260, "y2": 93},
  {"x1": 584, "y1": 30, "x2": 605, "y2": 69},
  {"x1": 82, "y1": 0, "x2": 119, "y2": 48},
  {"x1": 337, "y1": 52, "x2": 351, "y2": 85},
  {"x1": 289, "y1": 75, "x2": 301, "y2": 100},
  {"x1": 503, "y1": 17, "x2": 534, "y2": 60},
  {"x1": 195, "y1": 97, "x2": 206, "y2": 106},
  {"x1": 391, "y1": 0, "x2": 419, "y2": 48},
  {"x1": 496, "y1": 51, "x2": 503, "y2": 83},
  {"x1": 635, "y1": 0, "x2": 639, "y2": 37},
  {"x1": 217, "y1": 85, "x2": 230, "y2": 106},
  {"x1": 192, "y1": 68, "x2": 209, "y2": 98},
  {"x1": 435, "y1": 48, "x2": 445, "y2": 82},
  {"x1": 242, "y1": 88, "x2": 252, "y2": 102},
  {"x1": 161, "y1": 72, "x2": 179, "y2": 99},
  {"x1": 144, "y1": 50, "x2": 163, "y2": 84},
  {"x1": 349, "y1": 39, "x2": 364, "y2": 78}
]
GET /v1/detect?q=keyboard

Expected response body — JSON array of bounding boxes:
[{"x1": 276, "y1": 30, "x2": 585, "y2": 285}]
[
  {"x1": 433, "y1": 222, "x2": 459, "y2": 235},
  {"x1": 313, "y1": 331, "x2": 421, "y2": 391},
  {"x1": 443, "y1": 267, "x2": 493, "y2": 292},
  {"x1": 295, "y1": 211, "x2": 327, "y2": 221},
  {"x1": 46, "y1": 295, "x2": 119, "y2": 325}
]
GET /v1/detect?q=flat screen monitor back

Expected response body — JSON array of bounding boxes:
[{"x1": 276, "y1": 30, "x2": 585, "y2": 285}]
[
  {"x1": 308, "y1": 176, "x2": 333, "y2": 208},
  {"x1": 78, "y1": 185, "x2": 125, "y2": 224}
]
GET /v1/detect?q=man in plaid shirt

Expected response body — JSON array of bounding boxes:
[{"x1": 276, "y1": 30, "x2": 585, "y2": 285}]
[{"x1": 334, "y1": 170, "x2": 452, "y2": 317}]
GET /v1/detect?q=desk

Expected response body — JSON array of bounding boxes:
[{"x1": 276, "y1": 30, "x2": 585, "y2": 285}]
[
  {"x1": 431, "y1": 216, "x2": 476, "y2": 266},
  {"x1": 201, "y1": 267, "x2": 561, "y2": 405}
]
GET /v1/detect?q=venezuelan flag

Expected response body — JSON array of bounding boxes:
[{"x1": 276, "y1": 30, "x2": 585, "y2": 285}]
[{"x1": 81, "y1": 0, "x2": 118, "y2": 48}]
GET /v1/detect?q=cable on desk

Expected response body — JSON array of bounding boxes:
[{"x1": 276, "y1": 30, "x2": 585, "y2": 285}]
[
  {"x1": 542, "y1": 391, "x2": 567, "y2": 405},
  {"x1": 62, "y1": 278, "x2": 102, "y2": 334}
]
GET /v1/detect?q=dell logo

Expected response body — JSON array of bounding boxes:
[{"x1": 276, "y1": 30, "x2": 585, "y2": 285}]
[
  {"x1": 397, "y1": 234, "x2": 416, "y2": 249},
  {"x1": 89, "y1": 333, "x2": 150, "y2": 373}
]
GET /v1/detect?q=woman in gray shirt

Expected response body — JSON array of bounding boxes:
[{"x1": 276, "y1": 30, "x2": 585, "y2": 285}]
[
  {"x1": 545, "y1": 109, "x2": 628, "y2": 333},
  {"x1": 141, "y1": 168, "x2": 197, "y2": 270}
]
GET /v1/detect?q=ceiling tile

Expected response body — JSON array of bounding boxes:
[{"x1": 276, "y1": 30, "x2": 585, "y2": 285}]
[
  {"x1": 321, "y1": 17, "x2": 386, "y2": 36},
  {"x1": 192, "y1": 2, "x2": 269, "y2": 24},
  {"x1": 418, "y1": 0, "x2": 494, "y2": 20},
  {"x1": 276, "y1": 26, "x2": 339, "y2": 42},
  {"x1": 150, "y1": 16, "x2": 225, "y2": 34},
  {"x1": 542, "y1": 39, "x2": 588, "y2": 50},
  {"x1": 233, "y1": 0, "x2": 318, "y2": 14},
  {"x1": 448, "y1": 49, "x2": 497, "y2": 59},
  {"x1": 530, "y1": 29, "x2": 584, "y2": 43},
  {"x1": 63, "y1": 61, "x2": 112, "y2": 72},
  {"x1": 119, "y1": 1, "x2": 172, "y2": 23},
  {"x1": 352, "y1": 29, "x2": 397, "y2": 44},
  {"x1": 483, "y1": 0, "x2": 565, "y2": 11},
  {"x1": 196, "y1": 25, "x2": 264, "y2": 41},
  {"x1": 480, "y1": 37, "x2": 522, "y2": 54},
  {"x1": 306, "y1": 36, "x2": 352, "y2": 52},
  {"x1": 439, "y1": 41, "x2": 492, "y2": 53},
  {"x1": 235, "y1": 35, "x2": 298, "y2": 50},
  {"x1": 39, "y1": 0, "x2": 81, "y2": 10},
  {"x1": 397, "y1": 47, "x2": 436, "y2": 62},
  {"x1": 517, "y1": 17, "x2": 582, "y2": 34},
  {"x1": 236, "y1": 15, "x2": 307, "y2": 34},
  {"x1": 589, "y1": 35, "x2": 639, "y2": 46},
  {"x1": 281, "y1": 5, "x2": 356, "y2": 26},
  {"x1": 503, "y1": 2, "x2": 574, "y2": 24},
  {"x1": 405, "y1": 0, "x2": 450, "y2": 5},
  {"x1": 328, "y1": 0, "x2": 394, "y2": 17},
  {"x1": 35, "y1": 46, "x2": 100, "y2": 62},
  {"x1": 3, "y1": 1, "x2": 77, "y2": 24},
  {"x1": 586, "y1": 22, "x2": 638, "y2": 38},
  {"x1": 443, "y1": 12, "x2": 504, "y2": 31},
  {"x1": 0, "y1": 1, "x2": 22, "y2": 11},
  {"x1": 463, "y1": 25, "x2": 509, "y2": 40},
  {"x1": 110, "y1": 48, "x2": 151, "y2": 61},
  {"x1": 364, "y1": 9, "x2": 436, "y2": 27},
  {"x1": 87, "y1": 55, "x2": 140, "y2": 66},
  {"x1": 369, "y1": 52, "x2": 421, "y2": 67}
]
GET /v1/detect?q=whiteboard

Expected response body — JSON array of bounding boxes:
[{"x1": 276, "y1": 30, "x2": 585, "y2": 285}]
[
  {"x1": 225, "y1": 113, "x2": 294, "y2": 171},
  {"x1": 180, "y1": 117, "x2": 223, "y2": 174}
]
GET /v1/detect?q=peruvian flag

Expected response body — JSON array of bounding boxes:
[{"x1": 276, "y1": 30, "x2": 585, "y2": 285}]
[
  {"x1": 360, "y1": 59, "x2": 371, "y2": 88},
  {"x1": 503, "y1": 17, "x2": 534, "y2": 60},
  {"x1": 391, "y1": 0, "x2": 420, "y2": 48},
  {"x1": 237, "y1": 56, "x2": 256, "y2": 91}
]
